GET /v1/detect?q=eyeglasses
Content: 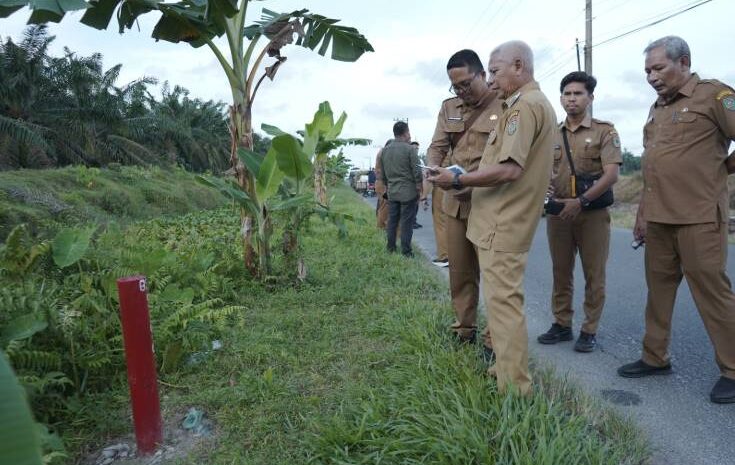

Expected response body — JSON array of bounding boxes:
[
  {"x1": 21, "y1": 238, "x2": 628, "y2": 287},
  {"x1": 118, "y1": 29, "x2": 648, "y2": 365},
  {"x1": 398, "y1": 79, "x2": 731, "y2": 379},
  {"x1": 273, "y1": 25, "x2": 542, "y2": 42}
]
[{"x1": 449, "y1": 73, "x2": 479, "y2": 95}]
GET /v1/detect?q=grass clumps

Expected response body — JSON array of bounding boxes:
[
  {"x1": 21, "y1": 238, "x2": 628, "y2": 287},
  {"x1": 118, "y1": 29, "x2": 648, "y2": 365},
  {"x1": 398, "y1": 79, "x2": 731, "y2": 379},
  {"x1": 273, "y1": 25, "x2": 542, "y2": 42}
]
[
  {"x1": 0, "y1": 165, "x2": 227, "y2": 240},
  {"x1": 153, "y1": 185, "x2": 648, "y2": 464},
  {"x1": 3, "y1": 182, "x2": 649, "y2": 463}
]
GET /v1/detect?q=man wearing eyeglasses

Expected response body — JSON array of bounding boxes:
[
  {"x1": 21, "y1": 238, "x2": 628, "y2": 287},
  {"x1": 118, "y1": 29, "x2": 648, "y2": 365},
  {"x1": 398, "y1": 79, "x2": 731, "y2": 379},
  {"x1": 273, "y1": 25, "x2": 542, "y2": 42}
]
[
  {"x1": 427, "y1": 49, "x2": 502, "y2": 360},
  {"x1": 430, "y1": 41, "x2": 556, "y2": 395}
]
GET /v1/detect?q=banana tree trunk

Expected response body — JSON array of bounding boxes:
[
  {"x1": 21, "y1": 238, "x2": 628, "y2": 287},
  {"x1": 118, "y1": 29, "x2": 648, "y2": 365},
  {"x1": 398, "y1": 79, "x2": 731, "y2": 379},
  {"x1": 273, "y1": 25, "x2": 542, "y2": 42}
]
[
  {"x1": 229, "y1": 101, "x2": 258, "y2": 276},
  {"x1": 314, "y1": 155, "x2": 327, "y2": 206}
]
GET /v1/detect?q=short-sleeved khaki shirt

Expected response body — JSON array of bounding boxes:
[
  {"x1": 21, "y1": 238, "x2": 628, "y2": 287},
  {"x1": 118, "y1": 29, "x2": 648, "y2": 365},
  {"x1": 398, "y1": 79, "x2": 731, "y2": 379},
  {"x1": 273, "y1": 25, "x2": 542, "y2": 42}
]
[
  {"x1": 427, "y1": 91, "x2": 503, "y2": 219},
  {"x1": 466, "y1": 81, "x2": 557, "y2": 253},
  {"x1": 642, "y1": 73, "x2": 735, "y2": 224},
  {"x1": 551, "y1": 114, "x2": 623, "y2": 199}
]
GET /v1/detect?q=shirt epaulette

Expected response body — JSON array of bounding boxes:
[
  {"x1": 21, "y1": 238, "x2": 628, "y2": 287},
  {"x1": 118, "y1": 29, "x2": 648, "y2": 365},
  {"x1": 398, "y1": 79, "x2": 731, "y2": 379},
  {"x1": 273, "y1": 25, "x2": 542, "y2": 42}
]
[
  {"x1": 698, "y1": 79, "x2": 735, "y2": 94},
  {"x1": 505, "y1": 92, "x2": 522, "y2": 108},
  {"x1": 592, "y1": 118, "x2": 615, "y2": 127},
  {"x1": 442, "y1": 96, "x2": 463, "y2": 106}
]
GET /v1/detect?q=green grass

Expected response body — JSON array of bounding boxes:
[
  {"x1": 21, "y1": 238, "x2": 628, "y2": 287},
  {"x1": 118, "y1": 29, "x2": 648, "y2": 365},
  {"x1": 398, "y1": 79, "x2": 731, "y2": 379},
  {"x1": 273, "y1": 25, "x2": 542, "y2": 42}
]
[
  {"x1": 4, "y1": 180, "x2": 649, "y2": 464},
  {"x1": 0, "y1": 165, "x2": 227, "y2": 241},
  {"x1": 126, "y1": 185, "x2": 647, "y2": 465}
]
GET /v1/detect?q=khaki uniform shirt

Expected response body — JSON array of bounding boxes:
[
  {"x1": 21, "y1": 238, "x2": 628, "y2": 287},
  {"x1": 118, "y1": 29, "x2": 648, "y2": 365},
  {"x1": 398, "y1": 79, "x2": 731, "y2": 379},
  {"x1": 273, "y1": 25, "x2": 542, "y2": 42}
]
[
  {"x1": 467, "y1": 81, "x2": 557, "y2": 253},
  {"x1": 427, "y1": 91, "x2": 503, "y2": 219},
  {"x1": 381, "y1": 141, "x2": 421, "y2": 202},
  {"x1": 642, "y1": 73, "x2": 735, "y2": 224},
  {"x1": 551, "y1": 113, "x2": 623, "y2": 199}
]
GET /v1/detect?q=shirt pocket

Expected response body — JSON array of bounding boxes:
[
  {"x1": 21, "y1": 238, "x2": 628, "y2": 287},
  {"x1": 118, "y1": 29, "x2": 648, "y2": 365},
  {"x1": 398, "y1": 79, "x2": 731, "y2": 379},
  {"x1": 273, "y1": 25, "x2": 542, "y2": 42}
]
[
  {"x1": 664, "y1": 110, "x2": 703, "y2": 143},
  {"x1": 469, "y1": 119, "x2": 496, "y2": 149},
  {"x1": 580, "y1": 142, "x2": 603, "y2": 174}
]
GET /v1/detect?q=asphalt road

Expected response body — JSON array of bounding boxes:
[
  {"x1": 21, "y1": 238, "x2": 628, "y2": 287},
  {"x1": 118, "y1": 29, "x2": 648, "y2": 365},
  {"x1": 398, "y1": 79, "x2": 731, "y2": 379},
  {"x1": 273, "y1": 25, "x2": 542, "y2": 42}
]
[{"x1": 365, "y1": 194, "x2": 735, "y2": 465}]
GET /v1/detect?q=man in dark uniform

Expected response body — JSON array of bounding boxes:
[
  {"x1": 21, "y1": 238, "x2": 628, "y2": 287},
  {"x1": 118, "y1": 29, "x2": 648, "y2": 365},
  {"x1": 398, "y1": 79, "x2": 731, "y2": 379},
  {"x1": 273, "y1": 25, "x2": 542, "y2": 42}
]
[
  {"x1": 427, "y1": 50, "x2": 503, "y2": 357},
  {"x1": 617, "y1": 36, "x2": 735, "y2": 404},
  {"x1": 539, "y1": 71, "x2": 621, "y2": 353},
  {"x1": 374, "y1": 139, "x2": 393, "y2": 229},
  {"x1": 381, "y1": 122, "x2": 422, "y2": 257}
]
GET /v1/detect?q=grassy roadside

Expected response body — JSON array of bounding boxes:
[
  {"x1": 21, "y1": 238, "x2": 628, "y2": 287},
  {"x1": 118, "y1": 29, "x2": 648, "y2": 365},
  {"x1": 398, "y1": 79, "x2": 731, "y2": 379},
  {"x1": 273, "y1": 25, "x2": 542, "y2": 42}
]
[
  {"x1": 3, "y1": 176, "x2": 649, "y2": 463},
  {"x1": 0, "y1": 165, "x2": 226, "y2": 241},
  {"x1": 131, "y1": 185, "x2": 649, "y2": 464}
]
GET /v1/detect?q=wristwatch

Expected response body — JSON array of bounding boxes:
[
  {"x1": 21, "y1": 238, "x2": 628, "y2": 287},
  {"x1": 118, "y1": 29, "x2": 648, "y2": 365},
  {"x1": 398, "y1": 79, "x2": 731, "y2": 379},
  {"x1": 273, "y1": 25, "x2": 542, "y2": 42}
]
[
  {"x1": 452, "y1": 171, "x2": 463, "y2": 190},
  {"x1": 578, "y1": 194, "x2": 591, "y2": 208}
]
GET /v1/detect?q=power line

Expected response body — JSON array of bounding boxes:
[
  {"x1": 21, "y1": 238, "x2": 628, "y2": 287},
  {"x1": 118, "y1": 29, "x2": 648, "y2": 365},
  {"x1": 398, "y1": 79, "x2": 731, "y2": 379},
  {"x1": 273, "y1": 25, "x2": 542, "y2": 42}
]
[
  {"x1": 426, "y1": 0, "x2": 497, "y2": 92},
  {"x1": 593, "y1": 0, "x2": 715, "y2": 49},
  {"x1": 594, "y1": 0, "x2": 701, "y2": 39},
  {"x1": 536, "y1": 45, "x2": 577, "y2": 81}
]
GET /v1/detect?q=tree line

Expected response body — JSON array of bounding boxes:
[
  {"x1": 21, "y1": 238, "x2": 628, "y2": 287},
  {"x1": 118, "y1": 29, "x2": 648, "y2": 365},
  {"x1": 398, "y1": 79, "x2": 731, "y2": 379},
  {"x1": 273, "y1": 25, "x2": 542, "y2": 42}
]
[{"x1": 0, "y1": 25, "x2": 268, "y2": 172}]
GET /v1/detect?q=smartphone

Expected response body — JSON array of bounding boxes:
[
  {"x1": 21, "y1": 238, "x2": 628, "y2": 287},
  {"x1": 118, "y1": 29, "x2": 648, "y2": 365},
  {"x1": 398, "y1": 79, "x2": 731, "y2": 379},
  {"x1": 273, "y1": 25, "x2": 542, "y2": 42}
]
[{"x1": 417, "y1": 163, "x2": 438, "y2": 173}]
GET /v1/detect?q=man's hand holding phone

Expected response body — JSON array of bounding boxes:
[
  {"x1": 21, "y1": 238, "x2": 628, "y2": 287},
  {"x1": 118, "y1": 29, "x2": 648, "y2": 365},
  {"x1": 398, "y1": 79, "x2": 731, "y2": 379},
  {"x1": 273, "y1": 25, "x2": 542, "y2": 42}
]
[{"x1": 417, "y1": 163, "x2": 439, "y2": 175}]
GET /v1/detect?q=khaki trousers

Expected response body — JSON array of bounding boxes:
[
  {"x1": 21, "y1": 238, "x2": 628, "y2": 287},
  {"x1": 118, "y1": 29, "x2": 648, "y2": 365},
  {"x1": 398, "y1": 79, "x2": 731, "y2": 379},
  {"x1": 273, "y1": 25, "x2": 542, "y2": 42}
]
[
  {"x1": 447, "y1": 214, "x2": 492, "y2": 348},
  {"x1": 375, "y1": 181, "x2": 388, "y2": 229},
  {"x1": 431, "y1": 186, "x2": 449, "y2": 261},
  {"x1": 478, "y1": 246, "x2": 532, "y2": 395},
  {"x1": 642, "y1": 221, "x2": 735, "y2": 378},
  {"x1": 546, "y1": 208, "x2": 611, "y2": 334}
]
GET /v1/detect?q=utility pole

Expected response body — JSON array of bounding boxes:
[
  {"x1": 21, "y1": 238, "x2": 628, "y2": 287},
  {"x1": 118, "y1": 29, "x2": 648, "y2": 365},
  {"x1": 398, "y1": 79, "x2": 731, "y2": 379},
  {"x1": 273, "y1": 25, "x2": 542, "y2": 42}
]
[
  {"x1": 584, "y1": 0, "x2": 592, "y2": 76},
  {"x1": 584, "y1": 0, "x2": 593, "y2": 115},
  {"x1": 575, "y1": 38, "x2": 582, "y2": 71}
]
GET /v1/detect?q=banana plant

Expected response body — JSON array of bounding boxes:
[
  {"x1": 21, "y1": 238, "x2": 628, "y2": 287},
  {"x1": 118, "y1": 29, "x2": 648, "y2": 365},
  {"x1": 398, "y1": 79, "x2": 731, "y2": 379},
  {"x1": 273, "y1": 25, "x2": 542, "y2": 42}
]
[
  {"x1": 198, "y1": 127, "x2": 318, "y2": 276},
  {"x1": 263, "y1": 101, "x2": 370, "y2": 205},
  {"x1": 0, "y1": 1, "x2": 373, "y2": 277}
]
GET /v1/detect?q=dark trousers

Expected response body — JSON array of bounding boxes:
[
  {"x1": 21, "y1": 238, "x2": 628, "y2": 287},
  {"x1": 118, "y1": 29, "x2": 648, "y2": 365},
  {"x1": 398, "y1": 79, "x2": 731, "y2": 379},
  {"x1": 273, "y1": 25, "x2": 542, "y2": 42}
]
[{"x1": 387, "y1": 198, "x2": 418, "y2": 256}]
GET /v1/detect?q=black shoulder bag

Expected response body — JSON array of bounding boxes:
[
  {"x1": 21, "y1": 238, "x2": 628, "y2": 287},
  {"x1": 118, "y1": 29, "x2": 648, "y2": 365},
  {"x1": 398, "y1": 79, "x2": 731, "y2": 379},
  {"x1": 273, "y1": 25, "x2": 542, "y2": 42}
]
[{"x1": 561, "y1": 127, "x2": 614, "y2": 210}]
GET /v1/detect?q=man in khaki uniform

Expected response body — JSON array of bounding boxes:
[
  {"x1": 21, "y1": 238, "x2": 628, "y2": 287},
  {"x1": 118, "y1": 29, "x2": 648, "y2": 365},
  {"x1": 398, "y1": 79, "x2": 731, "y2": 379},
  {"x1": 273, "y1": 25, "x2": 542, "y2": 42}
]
[
  {"x1": 427, "y1": 49, "x2": 503, "y2": 355},
  {"x1": 539, "y1": 71, "x2": 621, "y2": 353},
  {"x1": 428, "y1": 177, "x2": 449, "y2": 265},
  {"x1": 430, "y1": 41, "x2": 556, "y2": 395},
  {"x1": 617, "y1": 36, "x2": 735, "y2": 403}
]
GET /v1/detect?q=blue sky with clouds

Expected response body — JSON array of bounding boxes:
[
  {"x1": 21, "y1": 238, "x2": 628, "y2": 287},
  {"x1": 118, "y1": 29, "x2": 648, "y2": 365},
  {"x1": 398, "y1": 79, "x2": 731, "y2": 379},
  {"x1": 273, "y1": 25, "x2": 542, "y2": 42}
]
[{"x1": 2, "y1": 0, "x2": 733, "y2": 168}]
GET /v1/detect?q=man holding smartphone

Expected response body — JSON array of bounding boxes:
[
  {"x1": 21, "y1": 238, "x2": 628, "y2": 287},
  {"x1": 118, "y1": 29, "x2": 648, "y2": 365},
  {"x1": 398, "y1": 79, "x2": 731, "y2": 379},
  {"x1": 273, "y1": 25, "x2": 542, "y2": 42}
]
[
  {"x1": 430, "y1": 41, "x2": 556, "y2": 395},
  {"x1": 426, "y1": 49, "x2": 502, "y2": 357}
]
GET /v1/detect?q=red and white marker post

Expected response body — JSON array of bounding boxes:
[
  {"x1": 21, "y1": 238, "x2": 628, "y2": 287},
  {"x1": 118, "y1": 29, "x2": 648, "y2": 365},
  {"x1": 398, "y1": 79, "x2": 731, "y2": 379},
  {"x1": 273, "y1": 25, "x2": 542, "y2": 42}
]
[{"x1": 117, "y1": 276, "x2": 163, "y2": 455}]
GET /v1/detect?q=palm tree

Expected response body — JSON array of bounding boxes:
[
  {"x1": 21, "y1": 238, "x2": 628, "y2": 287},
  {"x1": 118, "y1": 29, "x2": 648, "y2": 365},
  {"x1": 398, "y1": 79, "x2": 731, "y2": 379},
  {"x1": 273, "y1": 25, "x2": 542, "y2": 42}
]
[
  {"x1": 1, "y1": 2, "x2": 373, "y2": 275},
  {"x1": 0, "y1": 25, "x2": 56, "y2": 168},
  {"x1": 146, "y1": 83, "x2": 230, "y2": 172}
]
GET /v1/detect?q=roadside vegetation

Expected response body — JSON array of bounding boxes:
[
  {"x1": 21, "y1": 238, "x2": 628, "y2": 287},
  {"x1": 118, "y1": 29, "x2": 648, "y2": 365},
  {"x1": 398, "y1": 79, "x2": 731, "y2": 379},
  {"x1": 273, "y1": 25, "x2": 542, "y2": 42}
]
[
  {"x1": 2, "y1": 181, "x2": 649, "y2": 464},
  {"x1": 0, "y1": 165, "x2": 228, "y2": 241}
]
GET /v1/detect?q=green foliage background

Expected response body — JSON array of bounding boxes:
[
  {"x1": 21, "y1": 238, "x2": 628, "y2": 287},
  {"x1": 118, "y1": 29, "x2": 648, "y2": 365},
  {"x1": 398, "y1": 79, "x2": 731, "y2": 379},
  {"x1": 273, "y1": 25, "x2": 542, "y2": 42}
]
[{"x1": 0, "y1": 165, "x2": 228, "y2": 241}]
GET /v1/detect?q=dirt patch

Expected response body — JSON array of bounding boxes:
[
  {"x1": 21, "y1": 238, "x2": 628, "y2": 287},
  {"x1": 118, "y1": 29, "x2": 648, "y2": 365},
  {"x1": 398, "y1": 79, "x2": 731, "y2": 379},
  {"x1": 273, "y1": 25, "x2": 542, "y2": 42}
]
[{"x1": 83, "y1": 408, "x2": 216, "y2": 465}]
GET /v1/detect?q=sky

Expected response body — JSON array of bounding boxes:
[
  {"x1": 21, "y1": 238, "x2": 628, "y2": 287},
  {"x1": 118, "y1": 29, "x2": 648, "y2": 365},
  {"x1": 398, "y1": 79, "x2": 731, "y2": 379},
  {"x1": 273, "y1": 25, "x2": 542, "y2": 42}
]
[{"x1": 2, "y1": 0, "x2": 733, "y2": 169}]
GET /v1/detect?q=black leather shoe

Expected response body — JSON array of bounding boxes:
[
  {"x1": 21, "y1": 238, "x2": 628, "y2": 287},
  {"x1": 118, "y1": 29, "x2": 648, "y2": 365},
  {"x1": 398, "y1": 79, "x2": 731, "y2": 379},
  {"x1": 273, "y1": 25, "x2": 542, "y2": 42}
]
[
  {"x1": 574, "y1": 331, "x2": 597, "y2": 353},
  {"x1": 537, "y1": 323, "x2": 573, "y2": 344},
  {"x1": 452, "y1": 331, "x2": 476, "y2": 345},
  {"x1": 481, "y1": 345, "x2": 495, "y2": 364},
  {"x1": 710, "y1": 376, "x2": 735, "y2": 404},
  {"x1": 617, "y1": 359, "x2": 672, "y2": 378}
]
